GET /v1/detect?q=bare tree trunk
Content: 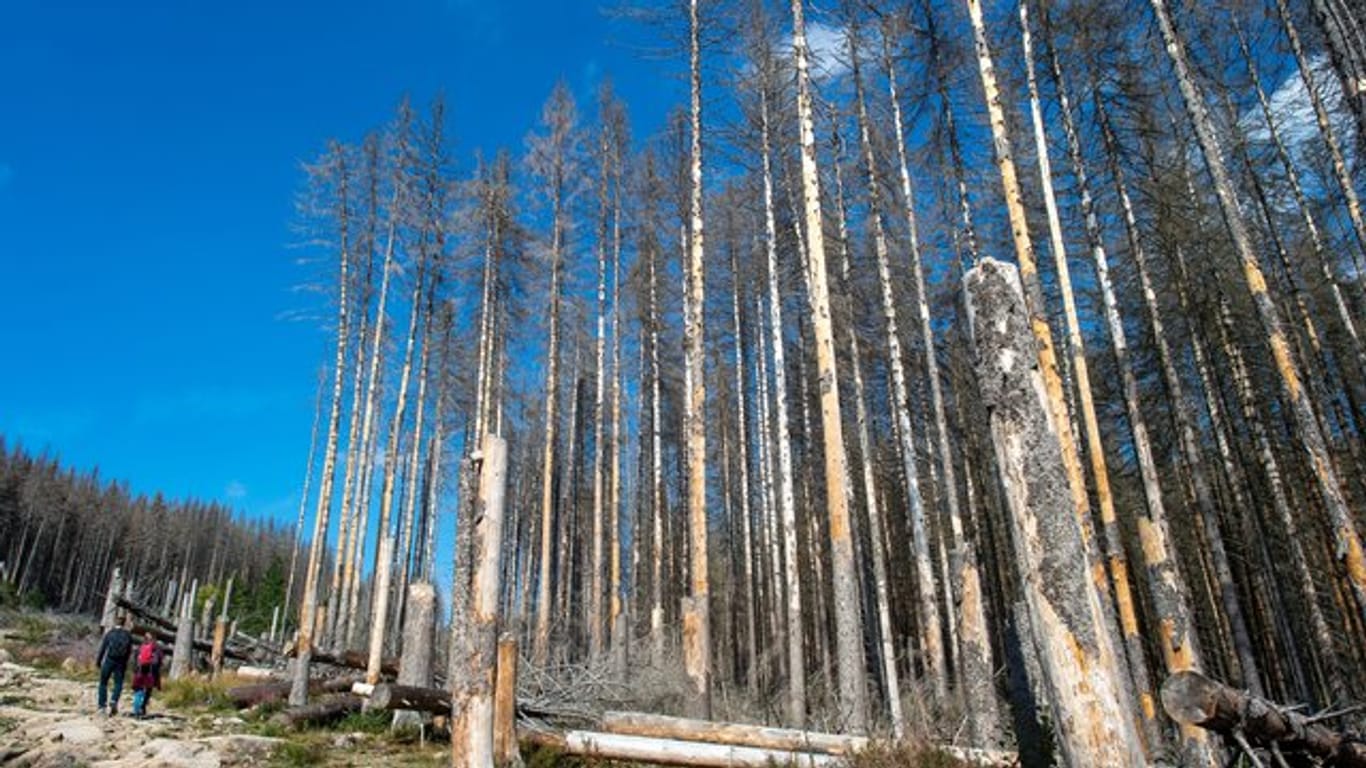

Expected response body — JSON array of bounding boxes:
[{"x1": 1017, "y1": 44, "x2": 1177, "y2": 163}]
[
  {"x1": 856, "y1": 18, "x2": 944, "y2": 704},
  {"x1": 681, "y1": 0, "x2": 712, "y2": 719},
  {"x1": 729, "y1": 215, "x2": 758, "y2": 699},
  {"x1": 393, "y1": 582, "x2": 435, "y2": 730},
  {"x1": 965, "y1": 258, "x2": 1148, "y2": 767},
  {"x1": 608, "y1": 122, "x2": 627, "y2": 675},
  {"x1": 1148, "y1": 0, "x2": 1366, "y2": 625},
  {"x1": 789, "y1": 0, "x2": 865, "y2": 732},
  {"x1": 292, "y1": 146, "x2": 355, "y2": 707},
  {"x1": 450, "y1": 436, "x2": 508, "y2": 768},
  {"x1": 756, "y1": 63, "x2": 805, "y2": 728},
  {"x1": 533, "y1": 106, "x2": 569, "y2": 667},
  {"x1": 286, "y1": 368, "x2": 325, "y2": 626},
  {"x1": 963, "y1": 0, "x2": 1111, "y2": 627},
  {"x1": 591, "y1": 119, "x2": 610, "y2": 662},
  {"x1": 372, "y1": 248, "x2": 429, "y2": 662},
  {"x1": 754, "y1": 293, "x2": 784, "y2": 692},
  {"x1": 648, "y1": 220, "x2": 666, "y2": 668},
  {"x1": 830, "y1": 126, "x2": 904, "y2": 739}
]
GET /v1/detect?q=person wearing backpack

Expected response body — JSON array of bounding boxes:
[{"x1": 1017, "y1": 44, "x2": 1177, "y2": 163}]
[
  {"x1": 130, "y1": 631, "x2": 163, "y2": 718},
  {"x1": 96, "y1": 615, "x2": 134, "y2": 716}
]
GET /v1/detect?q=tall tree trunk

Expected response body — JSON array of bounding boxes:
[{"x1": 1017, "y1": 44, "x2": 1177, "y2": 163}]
[
  {"x1": 681, "y1": 0, "x2": 713, "y2": 719},
  {"x1": 830, "y1": 126, "x2": 904, "y2": 739},
  {"x1": 860, "y1": 17, "x2": 945, "y2": 703},
  {"x1": 292, "y1": 145, "x2": 354, "y2": 707},
  {"x1": 789, "y1": 0, "x2": 865, "y2": 732},
  {"x1": 965, "y1": 259, "x2": 1148, "y2": 767},
  {"x1": 1147, "y1": 0, "x2": 1366, "y2": 624},
  {"x1": 286, "y1": 366, "x2": 326, "y2": 626},
  {"x1": 369, "y1": 237, "x2": 428, "y2": 675},
  {"x1": 533, "y1": 137, "x2": 567, "y2": 668},
  {"x1": 963, "y1": 0, "x2": 1110, "y2": 617},
  {"x1": 756, "y1": 65, "x2": 806, "y2": 728},
  {"x1": 1035, "y1": 8, "x2": 1159, "y2": 743},
  {"x1": 730, "y1": 216, "x2": 759, "y2": 699},
  {"x1": 648, "y1": 216, "x2": 666, "y2": 668}
]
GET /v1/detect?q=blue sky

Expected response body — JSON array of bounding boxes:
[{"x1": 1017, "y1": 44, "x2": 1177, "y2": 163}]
[{"x1": 0, "y1": 0, "x2": 681, "y2": 524}]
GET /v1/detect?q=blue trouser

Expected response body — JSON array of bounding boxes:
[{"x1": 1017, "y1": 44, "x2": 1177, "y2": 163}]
[{"x1": 98, "y1": 658, "x2": 126, "y2": 709}]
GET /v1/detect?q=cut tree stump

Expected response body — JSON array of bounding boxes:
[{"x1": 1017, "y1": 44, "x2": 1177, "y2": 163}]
[{"x1": 1162, "y1": 671, "x2": 1366, "y2": 767}]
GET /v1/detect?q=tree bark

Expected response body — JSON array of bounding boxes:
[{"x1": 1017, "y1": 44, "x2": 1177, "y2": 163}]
[
  {"x1": 965, "y1": 258, "x2": 1147, "y2": 766},
  {"x1": 451, "y1": 435, "x2": 509, "y2": 768},
  {"x1": 788, "y1": 0, "x2": 865, "y2": 733},
  {"x1": 681, "y1": 0, "x2": 713, "y2": 720}
]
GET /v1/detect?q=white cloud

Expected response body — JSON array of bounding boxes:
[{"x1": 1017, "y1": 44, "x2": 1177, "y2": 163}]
[
  {"x1": 799, "y1": 21, "x2": 850, "y2": 82},
  {"x1": 1239, "y1": 55, "x2": 1357, "y2": 176},
  {"x1": 225, "y1": 480, "x2": 248, "y2": 499}
]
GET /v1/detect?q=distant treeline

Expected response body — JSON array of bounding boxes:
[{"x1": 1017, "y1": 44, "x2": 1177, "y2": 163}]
[{"x1": 0, "y1": 437, "x2": 293, "y2": 634}]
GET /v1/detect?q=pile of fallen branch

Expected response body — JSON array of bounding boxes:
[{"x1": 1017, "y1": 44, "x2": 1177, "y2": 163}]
[{"x1": 1163, "y1": 671, "x2": 1366, "y2": 767}]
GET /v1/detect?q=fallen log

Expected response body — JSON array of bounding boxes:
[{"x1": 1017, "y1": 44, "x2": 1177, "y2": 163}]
[
  {"x1": 228, "y1": 677, "x2": 359, "y2": 709},
  {"x1": 298, "y1": 647, "x2": 399, "y2": 677},
  {"x1": 1163, "y1": 671, "x2": 1366, "y2": 767},
  {"x1": 601, "y1": 711, "x2": 866, "y2": 756},
  {"x1": 116, "y1": 595, "x2": 176, "y2": 633},
  {"x1": 370, "y1": 683, "x2": 452, "y2": 713},
  {"x1": 521, "y1": 727, "x2": 841, "y2": 768},
  {"x1": 272, "y1": 693, "x2": 363, "y2": 729},
  {"x1": 235, "y1": 666, "x2": 278, "y2": 680},
  {"x1": 600, "y1": 712, "x2": 1017, "y2": 766}
]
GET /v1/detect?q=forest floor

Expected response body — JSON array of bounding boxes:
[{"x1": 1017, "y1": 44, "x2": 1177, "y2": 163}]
[{"x1": 0, "y1": 611, "x2": 449, "y2": 768}]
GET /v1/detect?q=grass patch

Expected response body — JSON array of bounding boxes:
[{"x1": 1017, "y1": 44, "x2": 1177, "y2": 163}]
[
  {"x1": 333, "y1": 709, "x2": 391, "y2": 734},
  {"x1": 161, "y1": 676, "x2": 234, "y2": 712},
  {"x1": 270, "y1": 739, "x2": 328, "y2": 768},
  {"x1": 0, "y1": 715, "x2": 18, "y2": 735}
]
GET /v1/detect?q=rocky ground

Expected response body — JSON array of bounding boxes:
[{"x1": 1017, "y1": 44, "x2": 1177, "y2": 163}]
[{"x1": 0, "y1": 612, "x2": 448, "y2": 767}]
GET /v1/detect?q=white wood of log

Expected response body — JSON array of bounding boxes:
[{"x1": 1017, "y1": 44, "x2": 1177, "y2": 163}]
[
  {"x1": 598, "y1": 712, "x2": 1018, "y2": 766},
  {"x1": 602, "y1": 711, "x2": 866, "y2": 755},
  {"x1": 556, "y1": 730, "x2": 841, "y2": 768},
  {"x1": 351, "y1": 682, "x2": 375, "y2": 697},
  {"x1": 236, "y1": 666, "x2": 278, "y2": 680}
]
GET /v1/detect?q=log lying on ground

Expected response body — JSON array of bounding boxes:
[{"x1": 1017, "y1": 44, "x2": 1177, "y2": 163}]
[
  {"x1": 235, "y1": 666, "x2": 278, "y2": 680},
  {"x1": 521, "y1": 727, "x2": 842, "y2": 768},
  {"x1": 600, "y1": 712, "x2": 1017, "y2": 766},
  {"x1": 1163, "y1": 671, "x2": 1366, "y2": 767},
  {"x1": 299, "y1": 647, "x2": 399, "y2": 677},
  {"x1": 369, "y1": 683, "x2": 452, "y2": 713},
  {"x1": 272, "y1": 693, "x2": 363, "y2": 728},
  {"x1": 228, "y1": 677, "x2": 359, "y2": 709}
]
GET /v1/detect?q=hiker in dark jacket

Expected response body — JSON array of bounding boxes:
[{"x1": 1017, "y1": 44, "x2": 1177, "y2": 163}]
[{"x1": 96, "y1": 615, "x2": 134, "y2": 715}]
